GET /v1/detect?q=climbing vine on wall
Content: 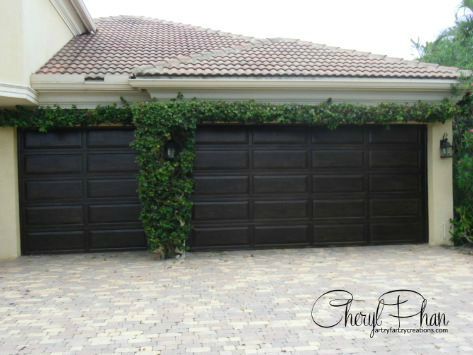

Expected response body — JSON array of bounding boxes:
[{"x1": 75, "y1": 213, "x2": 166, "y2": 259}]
[{"x1": 0, "y1": 99, "x2": 461, "y2": 257}]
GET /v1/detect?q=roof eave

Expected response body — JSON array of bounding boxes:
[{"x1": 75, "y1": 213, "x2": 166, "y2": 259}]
[{"x1": 129, "y1": 77, "x2": 459, "y2": 92}]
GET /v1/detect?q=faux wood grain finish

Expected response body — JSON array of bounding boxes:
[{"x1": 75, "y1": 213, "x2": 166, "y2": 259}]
[
  {"x1": 19, "y1": 128, "x2": 146, "y2": 253},
  {"x1": 191, "y1": 125, "x2": 427, "y2": 250}
]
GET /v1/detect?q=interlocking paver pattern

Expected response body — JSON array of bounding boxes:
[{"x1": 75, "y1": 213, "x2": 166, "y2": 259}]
[{"x1": 0, "y1": 245, "x2": 472, "y2": 354}]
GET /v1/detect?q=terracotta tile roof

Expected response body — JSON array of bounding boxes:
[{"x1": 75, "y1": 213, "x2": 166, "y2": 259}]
[
  {"x1": 36, "y1": 16, "x2": 254, "y2": 77},
  {"x1": 37, "y1": 16, "x2": 460, "y2": 80}
]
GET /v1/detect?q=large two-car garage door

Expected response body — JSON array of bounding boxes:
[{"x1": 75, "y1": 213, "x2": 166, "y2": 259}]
[
  {"x1": 191, "y1": 125, "x2": 427, "y2": 250},
  {"x1": 19, "y1": 128, "x2": 146, "y2": 254},
  {"x1": 19, "y1": 125, "x2": 427, "y2": 254}
]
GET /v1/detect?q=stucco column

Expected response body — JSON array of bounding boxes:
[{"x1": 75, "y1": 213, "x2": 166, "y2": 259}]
[
  {"x1": 0, "y1": 127, "x2": 21, "y2": 259},
  {"x1": 427, "y1": 121, "x2": 454, "y2": 245}
]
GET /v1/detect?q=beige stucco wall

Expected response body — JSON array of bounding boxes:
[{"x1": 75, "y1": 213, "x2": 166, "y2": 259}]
[
  {"x1": 0, "y1": 0, "x2": 73, "y2": 88},
  {"x1": 0, "y1": 128, "x2": 21, "y2": 259},
  {"x1": 427, "y1": 120, "x2": 454, "y2": 245}
]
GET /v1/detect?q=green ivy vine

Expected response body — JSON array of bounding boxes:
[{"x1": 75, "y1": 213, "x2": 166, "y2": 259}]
[{"x1": 0, "y1": 99, "x2": 462, "y2": 257}]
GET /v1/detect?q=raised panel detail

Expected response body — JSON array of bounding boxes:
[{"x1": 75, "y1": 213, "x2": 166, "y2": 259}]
[
  {"x1": 253, "y1": 151, "x2": 307, "y2": 169},
  {"x1": 88, "y1": 130, "x2": 134, "y2": 147},
  {"x1": 314, "y1": 200, "x2": 365, "y2": 218},
  {"x1": 370, "y1": 223, "x2": 422, "y2": 242},
  {"x1": 88, "y1": 204, "x2": 141, "y2": 223},
  {"x1": 314, "y1": 225, "x2": 366, "y2": 243},
  {"x1": 20, "y1": 128, "x2": 146, "y2": 254},
  {"x1": 312, "y1": 151, "x2": 363, "y2": 168},
  {"x1": 24, "y1": 131, "x2": 81, "y2": 149},
  {"x1": 195, "y1": 151, "x2": 248, "y2": 170},
  {"x1": 369, "y1": 151, "x2": 419, "y2": 168},
  {"x1": 87, "y1": 179, "x2": 138, "y2": 198},
  {"x1": 26, "y1": 206, "x2": 83, "y2": 225},
  {"x1": 254, "y1": 200, "x2": 308, "y2": 219},
  {"x1": 369, "y1": 126, "x2": 418, "y2": 143},
  {"x1": 313, "y1": 175, "x2": 364, "y2": 193},
  {"x1": 89, "y1": 229, "x2": 146, "y2": 249},
  {"x1": 370, "y1": 199, "x2": 419, "y2": 217},
  {"x1": 193, "y1": 202, "x2": 249, "y2": 220},
  {"x1": 25, "y1": 180, "x2": 82, "y2": 201},
  {"x1": 26, "y1": 231, "x2": 85, "y2": 251},
  {"x1": 194, "y1": 176, "x2": 248, "y2": 194},
  {"x1": 191, "y1": 125, "x2": 426, "y2": 249},
  {"x1": 193, "y1": 227, "x2": 250, "y2": 247},
  {"x1": 254, "y1": 175, "x2": 308, "y2": 193},
  {"x1": 88, "y1": 153, "x2": 137, "y2": 173},
  {"x1": 313, "y1": 126, "x2": 363, "y2": 144},
  {"x1": 25, "y1": 154, "x2": 82, "y2": 174},
  {"x1": 196, "y1": 126, "x2": 247, "y2": 144},
  {"x1": 253, "y1": 126, "x2": 306, "y2": 144},
  {"x1": 254, "y1": 225, "x2": 308, "y2": 245},
  {"x1": 370, "y1": 175, "x2": 419, "y2": 192}
]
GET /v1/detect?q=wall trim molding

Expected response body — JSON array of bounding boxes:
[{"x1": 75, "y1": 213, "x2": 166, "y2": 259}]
[{"x1": 0, "y1": 83, "x2": 38, "y2": 105}]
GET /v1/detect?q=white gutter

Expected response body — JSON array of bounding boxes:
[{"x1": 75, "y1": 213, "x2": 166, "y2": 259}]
[{"x1": 129, "y1": 77, "x2": 458, "y2": 92}]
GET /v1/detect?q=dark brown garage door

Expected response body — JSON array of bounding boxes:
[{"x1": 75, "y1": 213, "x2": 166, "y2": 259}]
[
  {"x1": 191, "y1": 125, "x2": 427, "y2": 250},
  {"x1": 19, "y1": 128, "x2": 146, "y2": 254}
]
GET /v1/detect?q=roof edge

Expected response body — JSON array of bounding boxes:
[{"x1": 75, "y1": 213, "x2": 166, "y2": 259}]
[
  {"x1": 50, "y1": 0, "x2": 96, "y2": 36},
  {"x1": 129, "y1": 77, "x2": 459, "y2": 92}
]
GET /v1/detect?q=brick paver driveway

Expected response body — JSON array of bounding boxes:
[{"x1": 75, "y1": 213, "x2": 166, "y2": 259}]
[{"x1": 1, "y1": 245, "x2": 473, "y2": 354}]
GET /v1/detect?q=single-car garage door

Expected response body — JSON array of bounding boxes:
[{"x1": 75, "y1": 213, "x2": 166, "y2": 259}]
[
  {"x1": 19, "y1": 128, "x2": 146, "y2": 254},
  {"x1": 191, "y1": 125, "x2": 427, "y2": 250}
]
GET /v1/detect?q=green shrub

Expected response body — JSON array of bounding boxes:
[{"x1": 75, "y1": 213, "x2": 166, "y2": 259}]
[{"x1": 451, "y1": 130, "x2": 473, "y2": 245}]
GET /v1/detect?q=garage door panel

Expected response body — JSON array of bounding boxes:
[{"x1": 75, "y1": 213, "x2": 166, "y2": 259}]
[
  {"x1": 20, "y1": 128, "x2": 146, "y2": 254},
  {"x1": 369, "y1": 151, "x2": 420, "y2": 168},
  {"x1": 24, "y1": 131, "x2": 82, "y2": 149},
  {"x1": 194, "y1": 176, "x2": 249, "y2": 195},
  {"x1": 253, "y1": 126, "x2": 306, "y2": 144},
  {"x1": 314, "y1": 200, "x2": 365, "y2": 219},
  {"x1": 313, "y1": 175, "x2": 364, "y2": 193},
  {"x1": 194, "y1": 201, "x2": 249, "y2": 220},
  {"x1": 369, "y1": 126, "x2": 419, "y2": 144},
  {"x1": 26, "y1": 231, "x2": 86, "y2": 252},
  {"x1": 88, "y1": 153, "x2": 138, "y2": 173},
  {"x1": 254, "y1": 225, "x2": 309, "y2": 245},
  {"x1": 312, "y1": 150, "x2": 363, "y2": 168},
  {"x1": 254, "y1": 175, "x2": 308, "y2": 194},
  {"x1": 253, "y1": 150, "x2": 307, "y2": 169},
  {"x1": 314, "y1": 224, "x2": 366, "y2": 243},
  {"x1": 370, "y1": 223, "x2": 423, "y2": 242},
  {"x1": 196, "y1": 126, "x2": 248, "y2": 144},
  {"x1": 192, "y1": 226, "x2": 250, "y2": 247},
  {"x1": 87, "y1": 179, "x2": 138, "y2": 198},
  {"x1": 370, "y1": 199, "x2": 420, "y2": 218},
  {"x1": 313, "y1": 126, "x2": 364, "y2": 144},
  {"x1": 195, "y1": 151, "x2": 249, "y2": 170},
  {"x1": 89, "y1": 229, "x2": 146, "y2": 249},
  {"x1": 88, "y1": 204, "x2": 141, "y2": 223},
  {"x1": 370, "y1": 174, "x2": 420, "y2": 192},
  {"x1": 192, "y1": 125, "x2": 426, "y2": 249},
  {"x1": 25, "y1": 180, "x2": 83, "y2": 201},
  {"x1": 87, "y1": 129, "x2": 134, "y2": 147},
  {"x1": 254, "y1": 200, "x2": 308, "y2": 219},
  {"x1": 26, "y1": 206, "x2": 83, "y2": 225},
  {"x1": 24, "y1": 154, "x2": 82, "y2": 175}
]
